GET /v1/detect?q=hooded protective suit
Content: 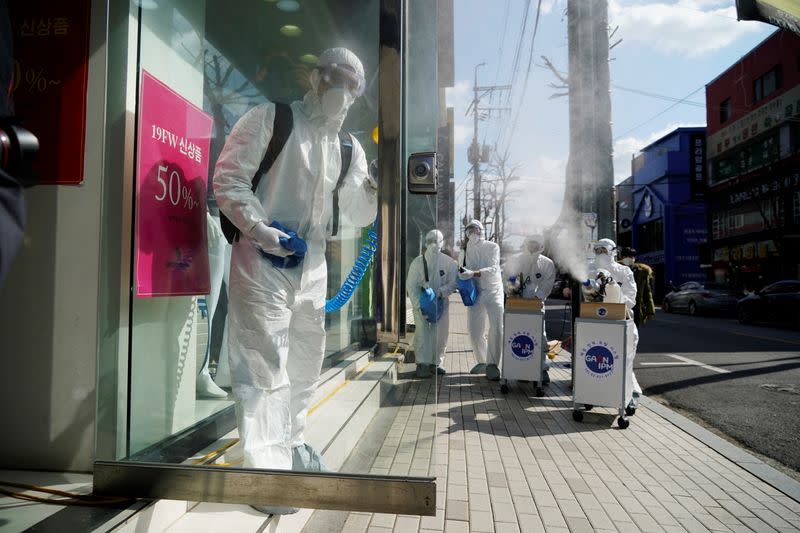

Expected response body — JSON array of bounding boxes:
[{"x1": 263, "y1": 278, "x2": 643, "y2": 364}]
[
  {"x1": 407, "y1": 230, "x2": 458, "y2": 368},
  {"x1": 458, "y1": 220, "x2": 504, "y2": 371},
  {"x1": 593, "y1": 238, "x2": 642, "y2": 397},
  {"x1": 213, "y1": 48, "x2": 377, "y2": 472}
]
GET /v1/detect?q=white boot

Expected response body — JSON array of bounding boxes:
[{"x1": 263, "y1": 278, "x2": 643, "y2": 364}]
[{"x1": 197, "y1": 371, "x2": 228, "y2": 398}]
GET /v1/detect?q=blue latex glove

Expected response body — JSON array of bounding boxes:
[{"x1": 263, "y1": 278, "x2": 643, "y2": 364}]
[{"x1": 258, "y1": 221, "x2": 307, "y2": 268}]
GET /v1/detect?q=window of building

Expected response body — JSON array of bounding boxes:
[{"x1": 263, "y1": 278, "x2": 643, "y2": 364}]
[
  {"x1": 794, "y1": 191, "x2": 800, "y2": 224},
  {"x1": 720, "y1": 98, "x2": 732, "y2": 123},
  {"x1": 754, "y1": 65, "x2": 782, "y2": 103},
  {"x1": 638, "y1": 218, "x2": 664, "y2": 253}
]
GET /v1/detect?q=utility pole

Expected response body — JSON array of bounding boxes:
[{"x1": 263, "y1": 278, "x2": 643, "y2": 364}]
[{"x1": 467, "y1": 62, "x2": 511, "y2": 222}]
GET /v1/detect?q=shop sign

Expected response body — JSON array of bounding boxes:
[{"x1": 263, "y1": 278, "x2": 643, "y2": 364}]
[
  {"x1": 757, "y1": 240, "x2": 778, "y2": 258},
  {"x1": 637, "y1": 250, "x2": 665, "y2": 264},
  {"x1": 708, "y1": 84, "x2": 800, "y2": 158},
  {"x1": 682, "y1": 226, "x2": 708, "y2": 245},
  {"x1": 8, "y1": 0, "x2": 91, "y2": 184},
  {"x1": 690, "y1": 133, "x2": 706, "y2": 199},
  {"x1": 714, "y1": 247, "x2": 729, "y2": 262},
  {"x1": 134, "y1": 71, "x2": 212, "y2": 298},
  {"x1": 727, "y1": 172, "x2": 800, "y2": 208}
]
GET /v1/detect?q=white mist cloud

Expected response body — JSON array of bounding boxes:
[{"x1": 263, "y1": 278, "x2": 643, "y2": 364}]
[{"x1": 608, "y1": 0, "x2": 765, "y2": 56}]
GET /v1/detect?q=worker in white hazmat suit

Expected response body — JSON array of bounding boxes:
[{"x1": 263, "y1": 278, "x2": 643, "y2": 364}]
[
  {"x1": 213, "y1": 47, "x2": 377, "y2": 515},
  {"x1": 505, "y1": 235, "x2": 556, "y2": 383},
  {"x1": 407, "y1": 230, "x2": 458, "y2": 378},
  {"x1": 591, "y1": 238, "x2": 642, "y2": 406},
  {"x1": 458, "y1": 219, "x2": 505, "y2": 380}
]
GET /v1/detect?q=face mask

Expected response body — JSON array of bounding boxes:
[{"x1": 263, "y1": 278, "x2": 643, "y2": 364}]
[
  {"x1": 427, "y1": 240, "x2": 442, "y2": 253},
  {"x1": 468, "y1": 234, "x2": 481, "y2": 245},
  {"x1": 321, "y1": 87, "x2": 354, "y2": 117},
  {"x1": 595, "y1": 253, "x2": 612, "y2": 266},
  {"x1": 622, "y1": 257, "x2": 634, "y2": 266}
]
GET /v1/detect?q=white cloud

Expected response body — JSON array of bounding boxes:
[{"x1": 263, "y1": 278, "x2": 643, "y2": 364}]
[
  {"x1": 446, "y1": 80, "x2": 473, "y2": 146},
  {"x1": 609, "y1": 0, "x2": 765, "y2": 56},
  {"x1": 612, "y1": 122, "x2": 704, "y2": 182}
]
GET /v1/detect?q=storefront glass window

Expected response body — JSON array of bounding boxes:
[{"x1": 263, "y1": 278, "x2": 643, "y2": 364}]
[{"x1": 97, "y1": 0, "x2": 441, "y2": 493}]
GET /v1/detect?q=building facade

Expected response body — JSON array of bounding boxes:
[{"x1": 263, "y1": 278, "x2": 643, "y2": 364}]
[
  {"x1": 705, "y1": 29, "x2": 800, "y2": 290},
  {"x1": 616, "y1": 127, "x2": 709, "y2": 301}
]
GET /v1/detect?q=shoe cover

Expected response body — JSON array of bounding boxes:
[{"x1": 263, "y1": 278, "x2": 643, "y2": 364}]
[
  {"x1": 197, "y1": 372, "x2": 228, "y2": 399},
  {"x1": 486, "y1": 364, "x2": 500, "y2": 381},
  {"x1": 251, "y1": 504, "x2": 299, "y2": 515},
  {"x1": 415, "y1": 364, "x2": 432, "y2": 378},
  {"x1": 469, "y1": 363, "x2": 487, "y2": 374},
  {"x1": 292, "y1": 443, "x2": 330, "y2": 472}
]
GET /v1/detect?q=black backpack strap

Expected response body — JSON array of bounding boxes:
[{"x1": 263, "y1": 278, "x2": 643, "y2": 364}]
[
  {"x1": 219, "y1": 102, "x2": 293, "y2": 243},
  {"x1": 422, "y1": 253, "x2": 430, "y2": 283},
  {"x1": 330, "y1": 131, "x2": 353, "y2": 237}
]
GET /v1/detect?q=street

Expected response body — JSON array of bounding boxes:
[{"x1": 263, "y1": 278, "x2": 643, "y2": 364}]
[{"x1": 543, "y1": 301, "x2": 800, "y2": 477}]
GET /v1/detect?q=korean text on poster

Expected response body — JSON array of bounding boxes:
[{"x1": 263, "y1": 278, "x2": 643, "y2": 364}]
[{"x1": 135, "y1": 71, "x2": 212, "y2": 297}]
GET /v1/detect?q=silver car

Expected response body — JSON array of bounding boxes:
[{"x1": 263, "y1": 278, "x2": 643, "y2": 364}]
[{"x1": 662, "y1": 282, "x2": 743, "y2": 316}]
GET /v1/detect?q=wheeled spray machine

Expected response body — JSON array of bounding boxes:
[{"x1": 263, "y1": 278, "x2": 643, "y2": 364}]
[
  {"x1": 501, "y1": 297, "x2": 547, "y2": 397},
  {"x1": 571, "y1": 273, "x2": 636, "y2": 429}
]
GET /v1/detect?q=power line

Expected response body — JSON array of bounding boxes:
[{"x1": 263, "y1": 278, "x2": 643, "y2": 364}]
[{"x1": 613, "y1": 85, "x2": 705, "y2": 140}]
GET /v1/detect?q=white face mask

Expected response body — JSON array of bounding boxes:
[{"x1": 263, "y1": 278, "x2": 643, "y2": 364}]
[
  {"x1": 320, "y1": 87, "x2": 354, "y2": 117},
  {"x1": 427, "y1": 240, "x2": 443, "y2": 253},
  {"x1": 595, "y1": 253, "x2": 612, "y2": 267},
  {"x1": 622, "y1": 257, "x2": 634, "y2": 266},
  {"x1": 468, "y1": 233, "x2": 481, "y2": 245}
]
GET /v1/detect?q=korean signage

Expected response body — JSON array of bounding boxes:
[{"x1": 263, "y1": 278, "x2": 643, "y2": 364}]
[
  {"x1": 708, "y1": 83, "x2": 800, "y2": 159},
  {"x1": 725, "y1": 172, "x2": 800, "y2": 208},
  {"x1": 689, "y1": 133, "x2": 706, "y2": 199},
  {"x1": 134, "y1": 71, "x2": 212, "y2": 298},
  {"x1": 9, "y1": 1, "x2": 91, "y2": 184},
  {"x1": 713, "y1": 131, "x2": 780, "y2": 183}
]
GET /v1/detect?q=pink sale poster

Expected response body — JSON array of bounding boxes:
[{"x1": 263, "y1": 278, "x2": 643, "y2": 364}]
[{"x1": 135, "y1": 71, "x2": 212, "y2": 297}]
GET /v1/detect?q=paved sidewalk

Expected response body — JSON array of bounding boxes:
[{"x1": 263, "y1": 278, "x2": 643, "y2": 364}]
[{"x1": 330, "y1": 298, "x2": 800, "y2": 533}]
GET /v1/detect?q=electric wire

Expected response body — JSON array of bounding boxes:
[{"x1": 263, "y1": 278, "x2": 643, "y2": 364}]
[{"x1": 613, "y1": 86, "x2": 705, "y2": 140}]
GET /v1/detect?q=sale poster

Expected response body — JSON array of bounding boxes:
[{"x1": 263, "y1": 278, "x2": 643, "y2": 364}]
[{"x1": 135, "y1": 71, "x2": 212, "y2": 297}]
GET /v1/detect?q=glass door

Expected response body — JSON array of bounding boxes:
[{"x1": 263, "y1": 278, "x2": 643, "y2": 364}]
[{"x1": 94, "y1": 0, "x2": 450, "y2": 516}]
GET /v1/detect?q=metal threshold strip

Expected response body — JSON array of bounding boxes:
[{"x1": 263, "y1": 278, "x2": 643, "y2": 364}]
[{"x1": 93, "y1": 461, "x2": 436, "y2": 516}]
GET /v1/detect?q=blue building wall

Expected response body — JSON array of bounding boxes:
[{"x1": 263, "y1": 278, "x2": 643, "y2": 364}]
[{"x1": 621, "y1": 127, "x2": 709, "y2": 299}]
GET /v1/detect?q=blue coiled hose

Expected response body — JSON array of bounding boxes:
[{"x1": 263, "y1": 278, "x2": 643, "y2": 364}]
[{"x1": 325, "y1": 223, "x2": 379, "y2": 313}]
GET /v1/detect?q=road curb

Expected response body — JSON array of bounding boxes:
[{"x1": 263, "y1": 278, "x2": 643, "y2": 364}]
[{"x1": 640, "y1": 395, "x2": 800, "y2": 503}]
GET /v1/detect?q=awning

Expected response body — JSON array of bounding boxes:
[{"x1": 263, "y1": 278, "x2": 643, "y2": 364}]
[{"x1": 736, "y1": 0, "x2": 800, "y2": 34}]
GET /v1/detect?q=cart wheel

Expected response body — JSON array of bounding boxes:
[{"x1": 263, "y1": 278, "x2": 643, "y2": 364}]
[
  {"x1": 572, "y1": 410, "x2": 584, "y2": 422},
  {"x1": 500, "y1": 384, "x2": 509, "y2": 394},
  {"x1": 535, "y1": 387, "x2": 545, "y2": 397},
  {"x1": 584, "y1": 404, "x2": 593, "y2": 411},
  {"x1": 618, "y1": 417, "x2": 629, "y2": 429},
  {"x1": 625, "y1": 405, "x2": 636, "y2": 416}
]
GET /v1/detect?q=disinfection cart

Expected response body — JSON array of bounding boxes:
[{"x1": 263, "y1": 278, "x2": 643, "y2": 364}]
[
  {"x1": 500, "y1": 297, "x2": 546, "y2": 397},
  {"x1": 572, "y1": 303, "x2": 635, "y2": 429}
]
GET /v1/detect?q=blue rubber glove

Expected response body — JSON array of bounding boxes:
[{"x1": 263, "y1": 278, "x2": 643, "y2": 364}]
[{"x1": 258, "y1": 221, "x2": 307, "y2": 269}]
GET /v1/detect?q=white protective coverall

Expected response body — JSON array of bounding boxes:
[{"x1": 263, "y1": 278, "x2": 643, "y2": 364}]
[
  {"x1": 593, "y1": 239, "x2": 642, "y2": 397},
  {"x1": 406, "y1": 230, "x2": 458, "y2": 368},
  {"x1": 458, "y1": 222, "x2": 505, "y2": 369},
  {"x1": 213, "y1": 48, "x2": 377, "y2": 471},
  {"x1": 506, "y1": 235, "x2": 556, "y2": 366}
]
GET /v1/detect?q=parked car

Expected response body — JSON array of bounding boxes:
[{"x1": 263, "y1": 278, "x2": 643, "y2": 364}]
[
  {"x1": 737, "y1": 280, "x2": 800, "y2": 328},
  {"x1": 662, "y1": 282, "x2": 742, "y2": 316}
]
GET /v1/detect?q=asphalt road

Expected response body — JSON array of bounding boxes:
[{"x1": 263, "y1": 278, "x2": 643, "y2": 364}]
[
  {"x1": 635, "y1": 309, "x2": 800, "y2": 475},
  {"x1": 543, "y1": 300, "x2": 800, "y2": 476}
]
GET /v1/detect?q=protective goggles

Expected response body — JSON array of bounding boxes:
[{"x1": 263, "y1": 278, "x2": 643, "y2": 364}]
[
  {"x1": 593, "y1": 246, "x2": 610, "y2": 255},
  {"x1": 317, "y1": 64, "x2": 365, "y2": 97}
]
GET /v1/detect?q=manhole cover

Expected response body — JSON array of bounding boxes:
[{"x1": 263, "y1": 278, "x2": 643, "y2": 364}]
[{"x1": 760, "y1": 384, "x2": 800, "y2": 395}]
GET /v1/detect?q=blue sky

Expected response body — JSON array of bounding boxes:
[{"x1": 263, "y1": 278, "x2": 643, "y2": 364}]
[{"x1": 447, "y1": 0, "x2": 776, "y2": 245}]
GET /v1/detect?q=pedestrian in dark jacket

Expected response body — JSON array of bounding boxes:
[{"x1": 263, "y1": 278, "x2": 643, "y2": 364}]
[{"x1": 618, "y1": 247, "x2": 656, "y2": 327}]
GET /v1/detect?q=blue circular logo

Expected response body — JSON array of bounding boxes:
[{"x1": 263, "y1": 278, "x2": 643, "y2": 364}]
[
  {"x1": 597, "y1": 307, "x2": 608, "y2": 317},
  {"x1": 510, "y1": 334, "x2": 535, "y2": 360},
  {"x1": 584, "y1": 345, "x2": 614, "y2": 375}
]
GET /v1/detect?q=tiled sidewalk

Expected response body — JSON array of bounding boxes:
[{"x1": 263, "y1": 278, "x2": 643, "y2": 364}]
[{"x1": 333, "y1": 298, "x2": 800, "y2": 533}]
